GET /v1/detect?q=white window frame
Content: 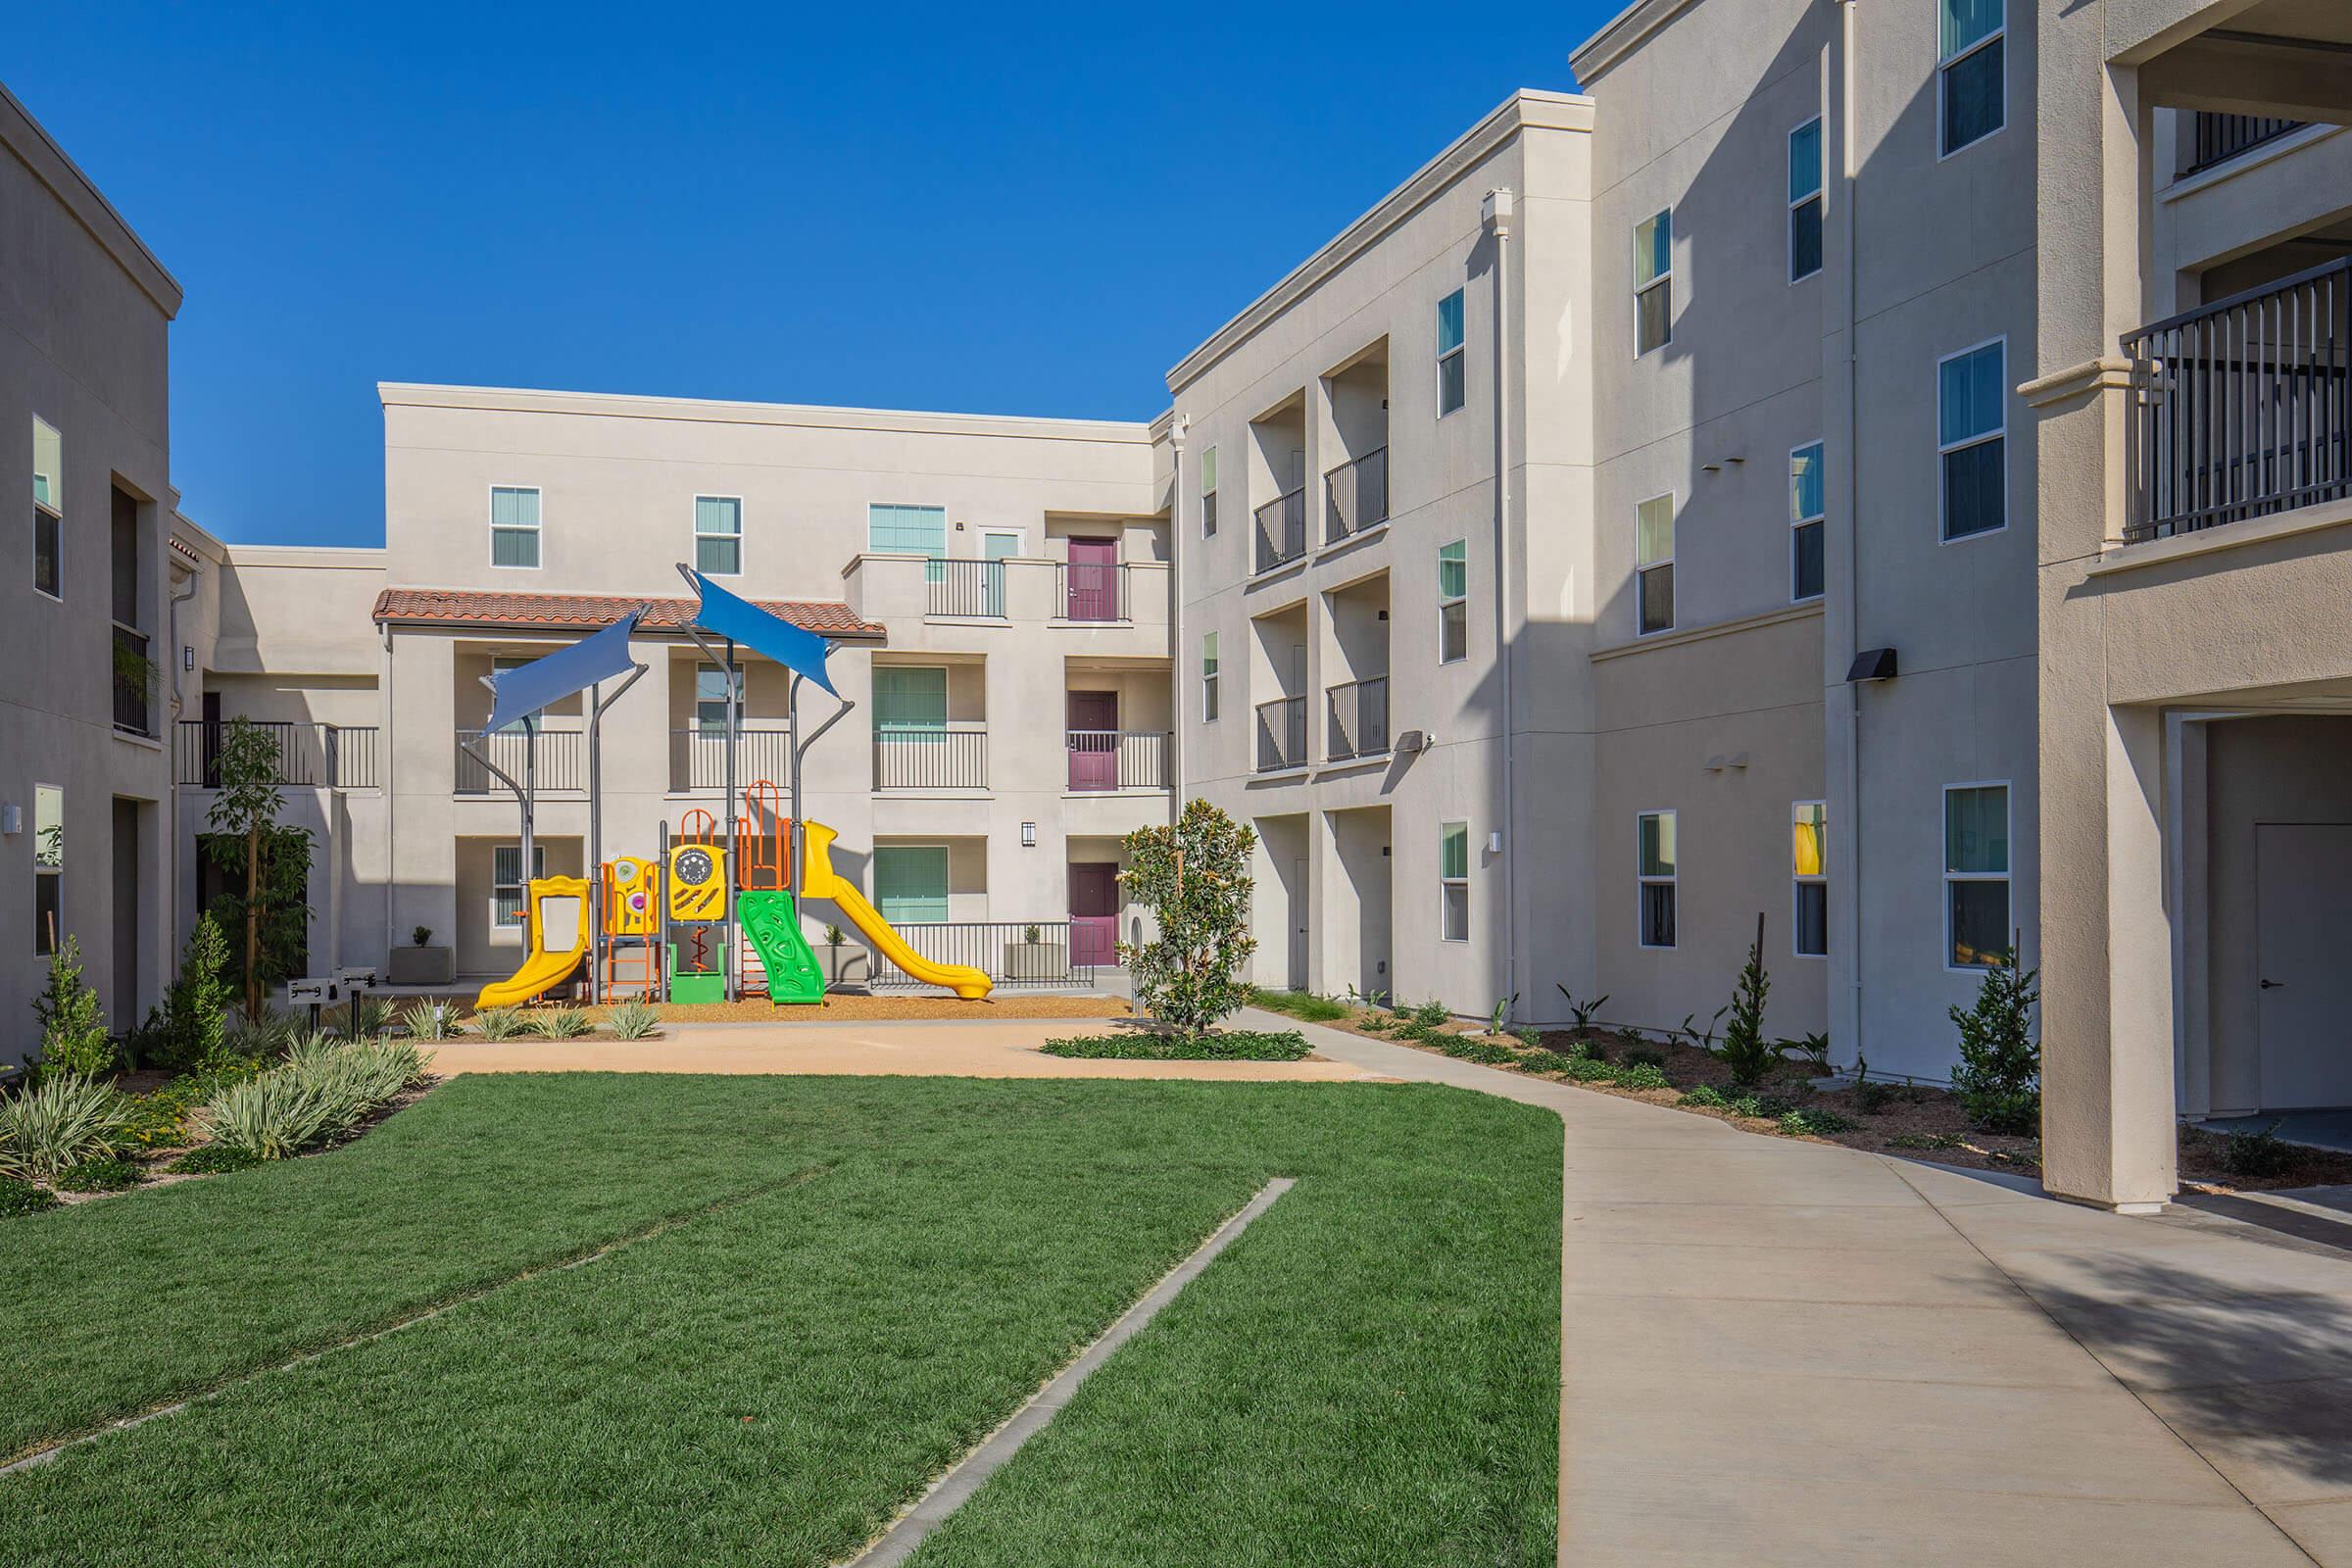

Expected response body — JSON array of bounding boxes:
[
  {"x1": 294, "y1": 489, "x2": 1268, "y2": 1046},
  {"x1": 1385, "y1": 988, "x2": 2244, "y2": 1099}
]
[
  {"x1": 693, "y1": 494, "x2": 744, "y2": 577},
  {"x1": 1790, "y1": 440, "x2": 1826, "y2": 603},
  {"x1": 488, "y1": 484, "x2": 542, "y2": 570},
  {"x1": 1788, "y1": 117, "x2": 1825, "y2": 283},
  {"x1": 1436, "y1": 290, "x2": 1466, "y2": 416},
  {"x1": 1792, "y1": 799, "x2": 1828, "y2": 959},
  {"x1": 1200, "y1": 446, "x2": 1219, "y2": 538},
  {"x1": 1439, "y1": 820, "x2": 1470, "y2": 942},
  {"x1": 1636, "y1": 808, "x2": 1678, "y2": 950},
  {"x1": 32, "y1": 780, "x2": 62, "y2": 955},
  {"x1": 1936, "y1": 0, "x2": 2006, "y2": 161},
  {"x1": 693, "y1": 661, "x2": 745, "y2": 735},
  {"x1": 1635, "y1": 492, "x2": 1676, "y2": 637},
  {"x1": 31, "y1": 414, "x2": 63, "y2": 604},
  {"x1": 1634, "y1": 209, "x2": 1673, "y2": 359},
  {"x1": 1200, "y1": 630, "x2": 1220, "y2": 722},
  {"x1": 1942, "y1": 780, "x2": 2012, "y2": 973},
  {"x1": 492, "y1": 842, "x2": 547, "y2": 930},
  {"x1": 1936, "y1": 336, "x2": 2009, "y2": 544},
  {"x1": 1437, "y1": 539, "x2": 1468, "y2": 664}
]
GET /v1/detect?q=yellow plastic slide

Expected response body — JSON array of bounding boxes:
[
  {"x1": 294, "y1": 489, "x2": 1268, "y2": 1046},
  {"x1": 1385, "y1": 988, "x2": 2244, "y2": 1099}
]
[
  {"x1": 801, "y1": 820, "x2": 992, "y2": 1001},
  {"x1": 475, "y1": 875, "x2": 592, "y2": 1008}
]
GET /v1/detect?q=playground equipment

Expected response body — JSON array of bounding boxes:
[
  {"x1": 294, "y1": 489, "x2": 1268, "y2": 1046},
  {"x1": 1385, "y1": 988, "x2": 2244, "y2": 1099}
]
[
  {"x1": 801, "y1": 819, "x2": 991, "y2": 999},
  {"x1": 473, "y1": 875, "x2": 591, "y2": 1008},
  {"x1": 599, "y1": 857, "x2": 662, "y2": 1001}
]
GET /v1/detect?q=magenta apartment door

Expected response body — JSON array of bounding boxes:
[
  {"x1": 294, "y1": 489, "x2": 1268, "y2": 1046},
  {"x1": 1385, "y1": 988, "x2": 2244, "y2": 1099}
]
[
  {"x1": 1067, "y1": 690, "x2": 1119, "y2": 792},
  {"x1": 1069, "y1": 861, "x2": 1120, "y2": 967},
  {"x1": 1065, "y1": 537, "x2": 1118, "y2": 620}
]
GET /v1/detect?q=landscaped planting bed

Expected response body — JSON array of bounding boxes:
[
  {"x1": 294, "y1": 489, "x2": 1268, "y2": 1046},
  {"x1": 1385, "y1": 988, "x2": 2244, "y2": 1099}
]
[
  {"x1": 0, "y1": 1074, "x2": 1560, "y2": 1567},
  {"x1": 1040, "y1": 1029, "x2": 1310, "y2": 1061}
]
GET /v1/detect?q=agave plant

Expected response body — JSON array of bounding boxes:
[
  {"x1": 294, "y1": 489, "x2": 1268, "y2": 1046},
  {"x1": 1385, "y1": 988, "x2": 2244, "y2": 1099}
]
[
  {"x1": 528, "y1": 1007, "x2": 593, "y2": 1040},
  {"x1": 471, "y1": 1007, "x2": 523, "y2": 1041},
  {"x1": 0, "y1": 1074, "x2": 129, "y2": 1184},
  {"x1": 607, "y1": 1001, "x2": 661, "y2": 1041},
  {"x1": 400, "y1": 999, "x2": 460, "y2": 1041}
]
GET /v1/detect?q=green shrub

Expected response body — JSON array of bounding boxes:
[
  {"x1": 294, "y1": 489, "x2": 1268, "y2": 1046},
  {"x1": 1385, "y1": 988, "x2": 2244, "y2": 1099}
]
[
  {"x1": 1512, "y1": 1027, "x2": 1544, "y2": 1050},
  {"x1": 1410, "y1": 999, "x2": 1452, "y2": 1029},
  {"x1": 0, "y1": 1074, "x2": 129, "y2": 1182},
  {"x1": 142, "y1": 913, "x2": 233, "y2": 1073},
  {"x1": 169, "y1": 1144, "x2": 267, "y2": 1175},
  {"x1": 1522, "y1": 1050, "x2": 1585, "y2": 1075},
  {"x1": 607, "y1": 1001, "x2": 661, "y2": 1041},
  {"x1": 1779, "y1": 1107, "x2": 1853, "y2": 1138},
  {"x1": 197, "y1": 1038, "x2": 427, "y2": 1161},
  {"x1": 1440, "y1": 1038, "x2": 1521, "y2": 1067},
  {"x1": 1949, "y1": 952, "x2": 2040, "y2": 1135},
  {"x1": 1622, "y1": 1047, "x2": 1666, "y2": 1071},
  {"x1": 1040, "y1": 1030, "x2": 1310, "y2": 1062},
  {"x1": 225, "y1": 1007, "x2": 301, "y2": 1059},
  {"x1": 1120, "y1": 802, "x2": 1257, "y2": 1034},
  {"x1": 528, "y1": 1007, "x2": 593, "y2": 1040},
  {"x1": 1246, "y1": 988, "x2": 1348, "y2": 1023},
  {"x1": 2221, "y1": 1122, "x2": 2295, "y2": 1179},
  {"x1": 30, "y1": 936, "x2": 115, "y2": 1081},
  {"x1": 1554, "y1": 985, "x2": 1610, "y2": 1035},
  {"x1": 1783, "y1": 1031, "x2": 1832, "y2": 1073},
  {"x1": 1613, "y1": 1062, "x2": 1671, "y2": 1091},
  {"x1": 351, "y1": 997, "x2": 395, "y2": 1038},
  {"x1": 1886, "y1": 1132, "x2": 1964, "y2": 1151},
  {"x1": 400, "y1": 999, "x2": 461, "y2": 1041},
  {"x1": 57, "y1": 1155, "x2": 144, "y2": 1192},
  {"x1": 1717, "y1": 925, "x2": 1776, "y2": 1087},
  {"x1": 0, "y1": 1174, "x2": 60, "y2": 1217},
  {"x1": 1681, "y1": 1084, "x2": 1730, "y2": 1108},
  {"x1": 472, "y1": 1007, "x2": 523, "y2": 1041}
]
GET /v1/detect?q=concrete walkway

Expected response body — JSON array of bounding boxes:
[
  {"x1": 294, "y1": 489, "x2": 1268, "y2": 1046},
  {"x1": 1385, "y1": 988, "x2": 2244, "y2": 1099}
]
[{"x1": 1253, "y1": 1010, "x2": 2352, "y2": 1567}]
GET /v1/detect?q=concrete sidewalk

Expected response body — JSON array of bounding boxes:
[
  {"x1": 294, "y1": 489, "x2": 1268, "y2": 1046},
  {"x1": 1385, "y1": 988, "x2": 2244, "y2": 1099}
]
[{"x1": 1257, "y1": 1010, "x2": 2352, "y2": 1567}]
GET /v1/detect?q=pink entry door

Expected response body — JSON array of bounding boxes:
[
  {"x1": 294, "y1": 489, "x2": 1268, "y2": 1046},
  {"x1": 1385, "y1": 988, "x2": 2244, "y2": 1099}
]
[
  {"x1": 1069, "y1": 861, "x2": 1120, "y2": 967},
  {"x1": 1067, "y1": 690, "x2": 1119, "y2": 792},
  {"x1": 1066, "y1": 537, "x2": 1118, "y2": 620}
]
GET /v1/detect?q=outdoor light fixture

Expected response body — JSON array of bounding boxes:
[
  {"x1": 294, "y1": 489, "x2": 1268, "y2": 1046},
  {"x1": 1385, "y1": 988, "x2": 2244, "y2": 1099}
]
[
  {"x1": 182, "y1": 645, "x2": 194, "y2": 671},
  {"x1": 1020, "y1": 821, "x2": 1036, "y2": 847},
  {"x1": 1487, "y1": 831, "x2": 1503, "y2": 855},
  {"x1": 1846, "y1": 648, "x2": 1899, "y2": 683}
]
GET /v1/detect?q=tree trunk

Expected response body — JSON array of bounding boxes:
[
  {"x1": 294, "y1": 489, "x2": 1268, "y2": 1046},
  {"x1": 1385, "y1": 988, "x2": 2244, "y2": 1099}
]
[{"x1": 246, "y1": 823, "x2": 262, "y2": 1021}]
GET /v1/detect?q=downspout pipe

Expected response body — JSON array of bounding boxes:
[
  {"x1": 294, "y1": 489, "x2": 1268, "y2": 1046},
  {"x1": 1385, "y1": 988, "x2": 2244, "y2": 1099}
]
[
  {"x1": 1168, "y1": 416, "x2": 1189, "y2": 827},
  {"x1": 167, "y1": 565, "x2": 199, "y2": 975},
  {"x1": 1484, "y1": 187, "x2": 1517, "y2": 1020},
  {"x1": 1838, "y1": 0, "x2": 1866, "y2": 1063}
]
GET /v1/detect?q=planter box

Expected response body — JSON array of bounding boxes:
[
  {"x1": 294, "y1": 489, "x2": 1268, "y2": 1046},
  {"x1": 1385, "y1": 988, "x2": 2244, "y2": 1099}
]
[
  {"x1": 389, "y1": 945, "x2": 455, "y2": 986},
  {"x1": 1002, "y1": 940, "x2": 1069, "y2": 982},
  {"x1": 820, "y1": 945, "x2": 871, "y2": 988}
]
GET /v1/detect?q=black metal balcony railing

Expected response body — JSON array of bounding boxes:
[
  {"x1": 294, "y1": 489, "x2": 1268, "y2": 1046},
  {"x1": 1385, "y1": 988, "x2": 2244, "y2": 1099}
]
[
  {"x1": 176, "y1": 720, "x2": 379, "y2": 789},
  {"x1": 867, "y1": 919, "x2": 1100, "y2": 990},
  {"x1": 1255, "y1": 695, "x2": 1307, "y2": 772},
  {"x1": 872, "y1": 723, "x2": 989, "y2": 789},
  {"x1": 928, "y1": 559, "x2": 1006, "y2": 617},
  {"x1": 2185, "y1": 114, "x2": 2307, "y2": 176},
  {"x1": 1254, "y1": 487, "x2": 1307, "y2": 573},
  {"x1": 2122, "y1": 257, "x2": 2350, "y2": 543},
  {"x1": 112, "y1": 625, "x2": 153, "y2": 736},
  {"x1": 1326, "y1": 676, "x2": 1391, "y2": 761},
  {"x1": 1057, "y1": 562, "x2": 1127, "y2": 622},
  {"x1": 670, "y1": 727, "x2": 795, "y2": 792},
  {"x1": 456, "y1": 728, "x2": 584, "y2": 794},
  {"x1": 1066, "y1": 729, "x2": 1171, "y2": 792},
  {"x1": 1325, "y1": 447, "x2": 1390, "y2": 543}
]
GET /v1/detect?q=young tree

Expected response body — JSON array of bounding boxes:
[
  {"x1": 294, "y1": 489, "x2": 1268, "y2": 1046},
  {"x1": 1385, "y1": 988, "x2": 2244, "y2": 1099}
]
[
  {"x1": 1716, "y1": 913, "x2": 1777, "y2": 1087},
  {"x1": 1118, "y1": 800, "x2": 1257, "y2": 1037},
  {"x1": 205, "y1": 717, "x2": 314, "y2": 1020},
  {"x1": 153, "y1": 912, "x2": 232, "y2": 1073},
  {"x1": 1950, "y1": 946, "x2": 2040, "y2": 1135},
  {"x1": 32, "y1": 935, "x2": 114, "y2": 1080}
]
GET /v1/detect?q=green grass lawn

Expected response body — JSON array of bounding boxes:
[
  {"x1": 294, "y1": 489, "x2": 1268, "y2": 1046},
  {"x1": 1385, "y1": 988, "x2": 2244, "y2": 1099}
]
[{"x1": 1, "y1": 1074, "x2": 1559, "y2": 1566}]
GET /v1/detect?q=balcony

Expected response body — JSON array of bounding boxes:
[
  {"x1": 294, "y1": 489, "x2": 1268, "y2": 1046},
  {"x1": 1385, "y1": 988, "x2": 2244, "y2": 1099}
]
[
  {"x1": 1066, "y1": 729, "x2": 1170, "y2": 792},
  {"x1": 455, "y1": 727, "x2": 583, "y2": 794},
  {"x1": 177, "y1": 720, "x2": 379, "y2": 789},
  {"x1": 1254, "y1": 488, "x2": 1306, "y2": 573},
  {"x1": 669, "y1": 726, "x2": 795, "y2": 792},
  {"x1": 1325, "y1": 676, "x2": 1390, "y2": 761},
  {"x1": 2185, "y1": 113, "x2": 2307, "y2": 176},
  {"x1": 1254, "y1": 695, "x2": 1307, "y2": 773},
  {"x1": 873, "y1": 722, "x2": 988, "y2": 790},
  {"x1": 1056, "y1": 562, "x2": 1128, "y2": 622},
  {"x1": 112, "y1": 625, "x2": 153, "y2": 737},
  {"x1": 927, "y1": 559, "x2": 1004, "y2": 617},
  {"x1": 2123, "y1": 258, "x2": 2350, "y2": 543},
  {"x1": 1324, "y1": 447, "x2": 1389, "y2": 544}
]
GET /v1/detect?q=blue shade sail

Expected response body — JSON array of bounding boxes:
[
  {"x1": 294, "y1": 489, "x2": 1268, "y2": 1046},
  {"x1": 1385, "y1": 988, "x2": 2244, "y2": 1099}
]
[
  {"x1": 694, "y1": 571, "x2": 839, "y2": 697},
  {"x1": 482, "y1": 609, "x2": 644, "y2": 735}
]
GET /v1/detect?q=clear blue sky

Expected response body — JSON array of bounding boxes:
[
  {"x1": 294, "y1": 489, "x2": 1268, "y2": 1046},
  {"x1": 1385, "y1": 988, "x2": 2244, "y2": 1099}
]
[{"x1": 12, "y1": 3, "x2": 1606, "y2": 547}]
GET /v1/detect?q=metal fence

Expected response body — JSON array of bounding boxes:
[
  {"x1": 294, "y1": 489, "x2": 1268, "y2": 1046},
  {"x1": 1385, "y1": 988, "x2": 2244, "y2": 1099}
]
[
  {"x1": 455, "y1": 727, "x2": 584, "y2": 794},
  {"x1": 1254, "y1": 487, "x2": 1306, "y2": 573},
  {"x1": 176, "y1": 720, "x2": 379, "y2": 788},
  {"x1": 669, "y1": 727, "x2": 795, "y2": 792},
  {"x1": 1325, "y1": 446, "x2": 1390, "y2": 543},
  {"x1": 872, "y1": 723, "x2": 989, "y2": 789},
  {"x1": 1255, "y1": 695, "x2": 1307, "y2": 772},
  {"x1": 1326, "y1": 676, "x2": 1390, "y2": 761},
  {"x1": 2122, "y1": 257, "x2": 2350, "y2": 542},
  {"x1": 867, "y1": 919, "x2": 1101, "y2": 990},
  {"x1": 1057, "y1": 562, "x2": 1127, "y2": 622},
  {"x1": 1066, "y1": 729, "x2": 1170, "y2": 791},
  {"x1": 928, "y1": 559, "x2": 1006, "y2": 617},
  {"x1": 2186, "y1": 113, "x2": 2305, "y2": 175}
]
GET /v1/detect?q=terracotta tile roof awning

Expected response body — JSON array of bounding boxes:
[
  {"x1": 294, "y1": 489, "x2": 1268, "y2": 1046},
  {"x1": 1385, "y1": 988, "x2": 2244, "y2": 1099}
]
[{"x1": 371, "y1": 587, "x2": 884, "y2": 641}]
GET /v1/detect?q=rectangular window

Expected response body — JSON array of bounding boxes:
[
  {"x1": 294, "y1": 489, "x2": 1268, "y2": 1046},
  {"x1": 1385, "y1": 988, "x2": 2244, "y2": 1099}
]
[
  {"x1": 1200, "y1": 631, "x2": 1220, "y2": 722},
  {"x1": 1436, "y1": 290, "x2": 1466, "y2": 416},
  {"x1": 868, "y1": 502, "x2": 948, "y2": 584},
  {"x1": 1634, "y1": 210, "x2": 1673, "y2": 356},
  {"x1": 489, "y1": 486, "x2": 541, "y2": 568},
  {"x1": 1789, "y1": 442, "x2": 1826, "y2": 601},
  {"x1": 1944, "y1": 783, "x2": 2010, "y2": 969},
  {"x1": 1938, "y1": 340, "x2": 2007, "y2": 540},
  {"x1": 32, "y1": 782, "x2": 62, "y2": 955},
  {"x1": 694, "y1": 495, "x2": 742, "y2": 576},
  {"x1": 492, "y1": 843, "x2": 547, "y2": 928},
  {"x1": 873, "y1": 664, "x2": 948, "y2": 738},
  {"x1": 1638, "y1": 809, "x2": 1677, "y2": 949},
  {"x1": 694, "y1": 662, "x2": 744, "y2": 735},
  {"x1": 1793, "y1": 801, "x2": 1828, "y2": 957},
  {"x1": 1788, "y1": 118, "x2": 1824, "y2": 281},
  {"x1": 1939, "y1": 0, "x2": 2005, "y2": 156},
  {"x1": 1636, "y1": 493, "x2": 1675, "y2": 635},
  {"x1": 1200, "y1": 446, "x2": 1219, "y2": 537},
  {"x1": 32, "y1": 416, "x2": 62, "y2": 599},
  {"x1": 1438, "y1": 539, "x2": 1468, "y2": 662},
  {"x1": 1440, "y1": 820, "x2": 1469, "y2": 942},
  {"x1": 874, "y1": 845, "x2": 950, "y2": 924}
]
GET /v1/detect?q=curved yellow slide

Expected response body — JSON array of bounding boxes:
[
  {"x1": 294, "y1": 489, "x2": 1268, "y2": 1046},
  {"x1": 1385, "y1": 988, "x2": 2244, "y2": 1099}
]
[
  {"x1": 802, "y1": 820, "x2": 992, "y2": 1001},
  {"x1": 475, "y1": 875, "x2": 592, "y2": 1008}
]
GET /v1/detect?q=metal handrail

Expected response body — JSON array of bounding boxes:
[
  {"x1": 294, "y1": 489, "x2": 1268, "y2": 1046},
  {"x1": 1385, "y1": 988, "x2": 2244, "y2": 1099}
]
[
  {"x1": 456, "y1": 727, "x2": 584, "y2": 793},
  {"x1": 1254, "y1": 695, "x2": 1307, "y2": 772},
  {"x1": 872, "y1": 722, "x2": 989, "y2": 789},
  {"x1": 1326, "y1": 676, "x2": 1391, "y2": 760},
  {"x1": 1325, "y1": 447, "x2": 1390, "y2": 543},
  {"x1": 1065, "y1": 729, "x2": 1170, "y2": 791},
  {"x1": 1254, "y1": 487, "x2": 1307, "y2": 572}
]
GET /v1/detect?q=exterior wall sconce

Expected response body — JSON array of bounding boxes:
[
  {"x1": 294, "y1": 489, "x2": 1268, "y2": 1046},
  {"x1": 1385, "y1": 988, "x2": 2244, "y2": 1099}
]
[{"x1": 1020, "y1": 821, "x2": 1036, "y2": 847}]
